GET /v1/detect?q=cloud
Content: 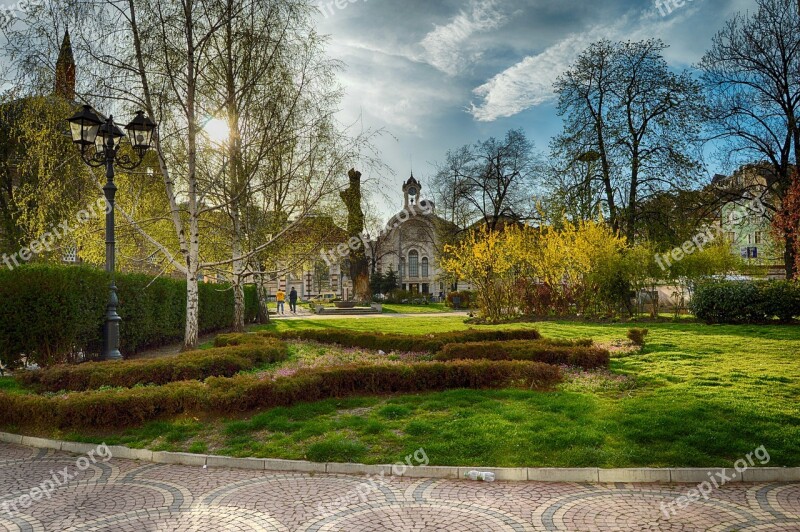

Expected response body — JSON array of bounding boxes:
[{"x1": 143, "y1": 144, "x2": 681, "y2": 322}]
[
  {"x1": 419, "y1": 0, "x2": 509, "y2": 76},
  {"x1": 327, "y1": 40, "x2": 459, "y2": 134},
  {"x1": 467, "y1": 4, "x2": 706, "y2": 121},
  {"x1": 469, "y1": 28, "x2": 607, "y2": 121}
]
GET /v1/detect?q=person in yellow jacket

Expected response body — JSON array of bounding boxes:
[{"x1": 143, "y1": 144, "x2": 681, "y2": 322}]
[{"x1": 276, "y1": 289, "x2": 286, "y2": 315}]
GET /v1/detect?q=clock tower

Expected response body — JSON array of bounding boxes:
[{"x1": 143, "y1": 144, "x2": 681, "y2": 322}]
[{"x1": 402, "y1": 173, "x2": 421, "y2": 208}]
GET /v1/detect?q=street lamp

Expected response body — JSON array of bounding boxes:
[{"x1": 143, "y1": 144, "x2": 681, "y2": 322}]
[{"x1": 67, "y1": 105, "x2": 157, "y2": 360}]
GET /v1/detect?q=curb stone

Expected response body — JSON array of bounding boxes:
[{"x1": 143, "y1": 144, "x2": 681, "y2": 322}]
[
  {"x1": 2, "y1": 432, "x2": 799, "y2": 483},
  {"x1": 670, "y1": 468, "x2": 743, "y2": 483}
]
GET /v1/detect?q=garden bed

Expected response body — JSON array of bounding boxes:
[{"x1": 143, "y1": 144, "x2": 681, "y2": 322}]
[{"x1": 5, "y1": 318, "x2": 799, "y2": 468}]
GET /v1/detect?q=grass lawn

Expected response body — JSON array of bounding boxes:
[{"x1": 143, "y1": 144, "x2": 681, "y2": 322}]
[
  {"x1": 0, "y1": 376, "x2": 28, "y2": 395},
  {"x1": 55, "y1": 317, "x2": 800, "y2": 468}
]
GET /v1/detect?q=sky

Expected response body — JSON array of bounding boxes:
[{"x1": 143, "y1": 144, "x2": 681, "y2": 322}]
[{"x1": 314, "y1": 0, "x2": 757, "y2": 219}]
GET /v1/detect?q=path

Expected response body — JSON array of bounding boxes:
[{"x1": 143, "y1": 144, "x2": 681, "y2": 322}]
[
  {"x1": 271, "y1": 311, "x2": 470, "y2": 320},
  {"x1": 1, "y1": 442, "x2": 798, "y2": 531}
]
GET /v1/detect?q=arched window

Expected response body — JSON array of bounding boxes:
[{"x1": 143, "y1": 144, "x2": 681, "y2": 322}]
[
  {"x1": 421, "y1": 257, "x2": 429, "y2": 277},
  {"x1": 408, "y1": 250, "x2": 419, "y2": 277}
]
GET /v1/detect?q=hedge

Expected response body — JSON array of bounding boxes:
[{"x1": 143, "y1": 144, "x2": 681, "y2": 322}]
[
  {"x1": 691, "y1": 280, "x2": 800, "y2": 324},
  {"x1": 434, "y1": 340, "x2": 610, "y2": 369},
  {"x1": 17, "y1": 337, "x2": 288, "y2": 393},
  {"x1": 0, "y1": 264, "x2": 260, "y2": 368},
  {"x1": 258, "y1": 328, "x2": 542, "y2": 353},
  {"x1": 0, "y1": 360, "x2": 562, "y2": 430}
]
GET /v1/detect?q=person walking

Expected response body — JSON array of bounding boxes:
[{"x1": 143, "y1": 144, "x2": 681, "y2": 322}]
[
  {"x1": 289, "y1": 287, "x2": 298, "y2": 314},
  {"x1": 276, "y1": 289, "x2": 286, "y2": 315}
]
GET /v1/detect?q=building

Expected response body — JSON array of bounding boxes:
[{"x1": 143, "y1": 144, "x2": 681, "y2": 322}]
[
  {"x1": 713, "y1": 164, "x2": 784, "y2": 276},
  {"x1": 372, "y1": 175, "x2": 467, "y2": 297},
  {"x1": 256, "y1": 214, "x2": 354, "y2": 301}
]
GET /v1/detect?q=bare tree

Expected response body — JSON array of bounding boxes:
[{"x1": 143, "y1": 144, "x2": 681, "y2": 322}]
[
  {"x1": 554, "y1": 39, "x2": 706, "y2": 244},
  {"x1": 432, "y1": 129, "x2": 539, "y2": 230},
  {"x1": 699, "y1": 0, "x2": 800, "y2": 278}
]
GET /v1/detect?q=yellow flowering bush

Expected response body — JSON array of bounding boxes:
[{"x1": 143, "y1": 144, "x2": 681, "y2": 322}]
[{"x1": 443, "y1": 220, "x2": 627, "y2": 321}]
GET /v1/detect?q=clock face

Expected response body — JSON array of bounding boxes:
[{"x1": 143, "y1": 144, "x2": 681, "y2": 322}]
[{"x1": 407, "y1": 187, "x2": 417, "y2": 196}]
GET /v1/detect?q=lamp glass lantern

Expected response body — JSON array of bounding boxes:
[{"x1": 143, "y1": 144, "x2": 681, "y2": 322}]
[
  {"x1": 95, "y1": 120, "x2": 126, "y2": 154},
  {"x1": 67, "y1": 105, "x2": 102, "y2": 150},
  {"x1": 124, "y1": 111, "x2": 157, "y2": 156}
]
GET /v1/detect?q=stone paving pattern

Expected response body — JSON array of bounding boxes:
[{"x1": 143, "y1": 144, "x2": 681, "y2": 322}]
[{"x1": 1, "y1": 443, "x2": 799, "y2": 531}]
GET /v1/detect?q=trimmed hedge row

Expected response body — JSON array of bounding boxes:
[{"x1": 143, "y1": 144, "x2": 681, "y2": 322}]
[
  {"x1": 0, "y1": 264, "x2": 260, "y2": 368},
  {"x1": 691, "y1": 281, "x2": 800, "y2": 324},
  {"x1": 259, "y1": 328, "x2": 543, "y2": 353},
  {"x1": 0, "y1": 360, "x2": 562, "y2": 429},
  {"x1": 16, "y1": 337, "x2": 288, "y2": 393},
  {"x1": 434, "y1": 340, "x2": 610, "y2": 369}
]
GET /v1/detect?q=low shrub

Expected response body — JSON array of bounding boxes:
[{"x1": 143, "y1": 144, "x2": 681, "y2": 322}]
[
  {"x1": 434, "y1": 340, "x2": 609, "y2": 369},
  {"x1": 17, "y1": 336, "x2": 288, "y2": 392},
  {"x1": 259, "y1": 328, "x2": 542, "y2": 353},
  {"x1": 760, "y1": 282, "x2": 800, "y2": 323},
  {"x1": 627, "y1": 328, "x2": 649, "y2": 346},
  {"x1": 445, "y1": 290, "x2": 477, "y2": 309},
  {"x1": 691, "y1": 281, "x2": 800, "y2": 324},
  {"x1": 0, "y1": 360, "x2": 561, "y2": 430}
]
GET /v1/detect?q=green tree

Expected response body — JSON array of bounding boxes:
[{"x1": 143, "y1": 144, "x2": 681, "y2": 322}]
[
  {"x1": 0, "y1": 95, "x2": 93, "y2": 257},
  {"x1": 382, "y1": 266, "x2": 398, "y2": 294},
  {"x1": 370, "y1": 270, "x2": 384, "y2": 295}
]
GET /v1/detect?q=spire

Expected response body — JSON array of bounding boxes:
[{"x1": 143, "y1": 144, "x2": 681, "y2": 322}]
[{"x1": 55, "y1": 30, "x2": 76, "y2": 100}]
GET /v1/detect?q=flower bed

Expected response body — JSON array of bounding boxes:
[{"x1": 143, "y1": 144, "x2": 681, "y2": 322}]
[
  {"x1": 257, "y1": 328, "x2": 542, "y2": 353},
  {"x1": 17, "y1": 337, "x2": 288, "y2": 392},
  {"x1": 434, "y1": 340, "x2": 610, "y2": 369},
  {"x1": 0, "y1": 360, "x2": 562, "y2": 430}
]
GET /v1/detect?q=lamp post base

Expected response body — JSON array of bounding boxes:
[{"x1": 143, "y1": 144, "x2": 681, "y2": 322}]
[{"x1": 103, "y1": 281, "x2": 123, "y2": 361}]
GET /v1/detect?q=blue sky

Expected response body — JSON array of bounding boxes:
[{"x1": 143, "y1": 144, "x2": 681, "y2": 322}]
[{"x1": 315, "y1": 0, "x2": 757, "y2": 217}]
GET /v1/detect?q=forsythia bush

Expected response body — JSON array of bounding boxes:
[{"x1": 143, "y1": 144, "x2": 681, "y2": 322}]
[
  {"x1": 442, "y1": 220, "x2": 626, "y2": 321},
  {"x1": 442, "y1": 220, "x2": 739, "y2": 320}
]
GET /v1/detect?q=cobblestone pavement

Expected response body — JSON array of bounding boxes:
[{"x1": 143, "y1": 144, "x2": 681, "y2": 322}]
[{"x1": 2, "y1": 443, "x2": 800, "y2": 531}]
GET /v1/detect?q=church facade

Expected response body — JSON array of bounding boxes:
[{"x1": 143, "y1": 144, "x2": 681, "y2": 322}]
[{"x1": 372, "y1": 175, "x2": 467, "y2": 298}]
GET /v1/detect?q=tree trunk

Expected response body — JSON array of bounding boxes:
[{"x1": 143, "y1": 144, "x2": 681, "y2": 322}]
[
  {"x1": 233, "y1": 282, "x2": 245, "y2": 332},
  {"x1": 784, "y1": 232, "x2": 797, "y2": 280},
  {"x1": 185, "y1": 271, "x2": 199, "y2": 350},
  {"x1": 256, "y1": 272, "x2": 270, "y2": 324},
  {"x1": 340, "y1": 168, "x2": 371, "y2": 301},
  {"x1": 231, "y1": 210, "x2": 246, "y2": 332}
]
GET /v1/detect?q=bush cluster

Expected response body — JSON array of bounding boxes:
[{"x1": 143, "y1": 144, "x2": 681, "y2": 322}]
[
  {"x1": 17, "y1": 337, "x2": 288, "y2": 393},
  {"x1": 0, "y1": 265, "x2": 260, "y2": 368},
  {"x1": 260, "y1": 328, "x2": 542, "y2": 353},
  {"x1": 434, "y1": 340, "x2": 610, "y2": 369},
  {"x1": 0, "y1": 360, "x2": 562, "y2": 430},
  {"x1": 627, "y1": 328, "x2": 649, "y2": 346},
  {"x1": 691, "y1": 281, "x2": 800, "y2": 324}
]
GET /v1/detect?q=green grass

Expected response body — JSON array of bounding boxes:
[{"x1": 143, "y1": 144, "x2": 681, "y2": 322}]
[
  {"x1": 0, "y1": 376, "x2": 29, "y2": 395},
  {"x1": 51, "y1": 317, "x2": 800, "y2": 467},
  {"x1": 381, "y1": 303, "x2": 453, "y2": 314}
]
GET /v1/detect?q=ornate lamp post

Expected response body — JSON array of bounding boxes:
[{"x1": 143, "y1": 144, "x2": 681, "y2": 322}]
[{"x1": 67, "y1": 105, "x2": 157, "y2": 360}]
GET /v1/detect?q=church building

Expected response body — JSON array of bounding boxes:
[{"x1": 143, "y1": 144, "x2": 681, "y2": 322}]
[{"x1": 373, "y1": 174, "x2": 466, "y2": 297}]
